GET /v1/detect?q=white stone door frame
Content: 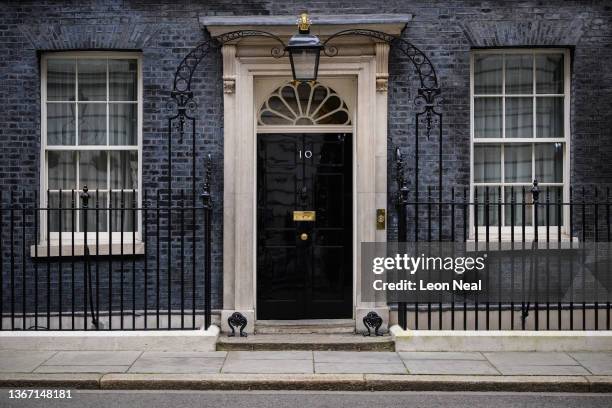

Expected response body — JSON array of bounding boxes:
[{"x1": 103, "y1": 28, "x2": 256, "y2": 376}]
[{"x1": 209, "y1": 19, "x2": 406, "y2": 333}]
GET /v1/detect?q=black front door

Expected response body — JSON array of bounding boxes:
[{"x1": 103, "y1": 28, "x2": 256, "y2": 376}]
[{"x1": 257, "y1": 133, "x2": 353, "y2": 320}]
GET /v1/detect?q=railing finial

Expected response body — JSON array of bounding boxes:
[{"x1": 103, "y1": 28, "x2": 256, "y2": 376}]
[
  {"x1": 531, "y1": 179, "x2": 539, "y2": 202},
  {"x1": 80, "y1": 185, "x2": 90, "y2": 206}
]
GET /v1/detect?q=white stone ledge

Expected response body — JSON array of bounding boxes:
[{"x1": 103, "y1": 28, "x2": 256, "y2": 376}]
[
  {"x1": 390, "y1": 325, "x2": 612, "y2": 352},
  {"x1": 201, "y1": 14, "x2": 412, "y2": 40},
  {"x1": 0, "y1": 326, "x2": 220, "y2": 352},
  {"x1": 31, "y1": 241, "x2": 145, "y2": 258}
]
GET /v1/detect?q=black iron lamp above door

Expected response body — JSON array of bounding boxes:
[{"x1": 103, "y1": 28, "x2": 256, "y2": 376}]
[{"x1": 286, "y1": 13, "x2": 324, "y2": 82}]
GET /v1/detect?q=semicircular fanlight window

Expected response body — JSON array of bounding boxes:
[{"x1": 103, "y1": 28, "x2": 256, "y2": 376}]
[{"x1": 258, "y1": 81, "x2": 351, "y2": 126}]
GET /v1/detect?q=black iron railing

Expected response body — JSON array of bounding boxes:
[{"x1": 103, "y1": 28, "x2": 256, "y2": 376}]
[
  {"x1": 394, "y1": 180, "x2": 612, "y2": 331},
  {"x1": 0, "y1": 183, "x2": 213, "y2": 331}
]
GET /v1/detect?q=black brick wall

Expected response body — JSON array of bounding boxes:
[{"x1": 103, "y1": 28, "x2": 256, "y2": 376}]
[{"x1": 0, "y1": 1, "x2": 611, "y2": 313}]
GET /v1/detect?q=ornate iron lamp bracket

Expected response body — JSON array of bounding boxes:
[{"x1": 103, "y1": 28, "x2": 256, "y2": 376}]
[
  {"x1": 321, "y1": 28, "x2": 442, "y2": 137},
  {"x1": 322, "y1": 28, "x2": 445, "y2": 222},
  {"x1": 169, "y1": 30, "x2": 287, "y2": 121},
  {"x1": 166, "y1": 29, "x2": 289, "y2": 194}
]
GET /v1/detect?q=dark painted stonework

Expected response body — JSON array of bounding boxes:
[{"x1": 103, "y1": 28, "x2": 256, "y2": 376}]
[{"x1": 0, "y1": 1, "x2": 611, "y2": 311}]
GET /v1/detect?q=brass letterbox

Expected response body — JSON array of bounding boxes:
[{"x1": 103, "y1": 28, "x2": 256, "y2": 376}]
[{"x1": 293, "y1": 210, "x2": 316, "y2": 222}]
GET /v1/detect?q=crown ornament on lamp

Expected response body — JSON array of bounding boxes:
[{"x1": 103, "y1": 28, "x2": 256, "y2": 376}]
[{"x1": 286, "y1": 12, "x2": 324, "y2": 82}]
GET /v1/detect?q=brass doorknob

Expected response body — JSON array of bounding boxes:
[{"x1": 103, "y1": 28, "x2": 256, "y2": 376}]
[{"x1": 300, "y1": 233, "x2": 308, "y2": 241}]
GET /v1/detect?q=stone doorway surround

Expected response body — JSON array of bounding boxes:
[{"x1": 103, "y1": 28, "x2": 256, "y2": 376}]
[{"x1": 200, "y1": 14, "x2": 413, "y2": 334}]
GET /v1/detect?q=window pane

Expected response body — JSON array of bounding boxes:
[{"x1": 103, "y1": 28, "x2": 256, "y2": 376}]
[
  {"x1": 536, "y1": 97, "x2": 564, "y2": 138},
  {"x1": 504, "y1": 143, "x2": 532, "y2": 183},
  {"x1": 536, "y1": 54, "x2": 564, "y2": 94},
  {"x1": 474, "y1": 98, "x2": 502, "y2": 138},
  {"x1": 290, "y1": 49, "x2": 319, "y2": 80},
  {"x1": 79, "y1": 151, "x2": 107, "y2": 190},
  {"x1": 48, "y1": 151, "x2": 76, "y2": 189},
  {"x1": 535, "y1": 143, "x2": 563, "y2": 183},
  {"x1": 474, "y1": 144, "x2": 501, "y2": 183},
  {"x1": 47, "y1": 59, "x2": 75, "y2": 101},
  {"x1": 79, "y1": 191, "x2": 108, "y2": 233},
  {"x1": 505, "y1": 54, "x2": 533, "y2": 94},
  {"x1": 504, "y1": 187, "x2": 533, "y2": 227},
  {"x1": 474, "y1": 54, "x2": 502, "y2": 94},
  {"x1": 505, "y1": 97, "x2": 533, "y2": 138},
  {"x1": 110, "y1": 104, "x2": 137, "y2": 145},
  {"x1": 47, "y1": 103, "x2": 75, "y2": 145},
  {"x1": 109, "y1": 59, "x2": 137, "y2": 101},
  {"x1": 110, "y1": 190, "x2": 138, "y2": 233},
  {"x1": 48, "y1": 191, "x2": 76, "y2": 233},
  {"x1": 78, "y1": 104, "x2": 106, "y2": 145},
  {"x1": 110, "y1": 151, "x2": 138, "y2": 190},
  {"x1": 77, "y1": 59, "x2": 106, "y2": 101},
  {"x1": 475, "y1": 187, "x2": 500, "y2": 226},
  {"x1": 534, "y1": 186, "x2": 563, "y2": 226},
  {"x1": 536, "y1": 186, "x2": 563, "y2": 226}
]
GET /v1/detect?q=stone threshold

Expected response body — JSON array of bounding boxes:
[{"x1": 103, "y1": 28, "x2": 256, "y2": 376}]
[
  {"x1": 255, "y1": 319, "x2": 355, "y2": 334},
  {"x1": 1, "y1": 373, "x2": 611, "y2": 392},
  {"x1": 217, "y1": 333, "x2": 394, "y2": 351}
]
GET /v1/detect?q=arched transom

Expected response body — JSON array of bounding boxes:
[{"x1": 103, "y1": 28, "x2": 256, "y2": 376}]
[{"x1": 258, "y1": 81, "x2": 351, "y2": 126}]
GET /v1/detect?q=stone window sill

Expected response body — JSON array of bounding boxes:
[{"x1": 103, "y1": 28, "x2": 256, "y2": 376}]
[
  {"x1": 30, "y1": 241, "x2": 145, "y2": 258},
  {"x1": 465, "y1": 234, "x2": 579, "y2": 251}
]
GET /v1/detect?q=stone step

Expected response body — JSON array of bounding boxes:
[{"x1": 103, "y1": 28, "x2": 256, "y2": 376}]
[
  {"x1": 217, "y1": 333, "x2": 394, "y2": 351},
  {"x1": 255, "y1": 319, "x2": 356, "y2": 335}
]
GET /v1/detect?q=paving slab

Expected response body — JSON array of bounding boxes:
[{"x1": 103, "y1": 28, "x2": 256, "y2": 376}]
[
  {"x1": 484, "y1": 352, "x2": 577, "y2": 366},
  {"x1": 314, "y1": 351, "x2": 401, "y2": 364},
  {"x1": 140, "y1": 351, "x2": 227, "y2": 359},
  {"x1": 221, "y1": 358, "x2": 313, "y2": 374},
  {"x1": 0, "y1": 350, "x2": 56, "y2": 373},
  {"x1": 402, "y1": 359, "x2": 500, "y2": 375},
  {"x1": 569, "y1": 352, "x2": 612, "y2": 375},
  {"x1": 129, "y1": 356, "x2": 225, "y2": 374},
  {"x1": 484, "y1": 351, "x2": 590, "y2": 375},
  {"x1": 315, "y1": 362, "x2": 406, "y2": 374},
  {"x1": 43, "y1": 350, "x2": 142, "y2": 366},
  {"x1": 34, "y1": 365, "x2": 129, "y2": 374},
  {"x1": 226, "y1": 351, "x2": 312, "y2": 360},
  {"x1": 399, "y1": 352, "x2": 485, "y2": 360},
  {"x1": 491, "y1": 364, "x2": 591, "y2": 376}
]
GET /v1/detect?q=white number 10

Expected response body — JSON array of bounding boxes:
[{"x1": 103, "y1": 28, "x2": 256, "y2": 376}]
[{"x1": 298, "y1": 150, "x2": 312, "y2": 159}]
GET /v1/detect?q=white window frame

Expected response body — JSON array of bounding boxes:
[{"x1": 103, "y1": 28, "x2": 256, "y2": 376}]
[
  {"x1": 39, "y1": 51, "x2": 143, "y2": 246},
  {"x1": 469, "y1": 48, "x2": 571, "y2": 239}
]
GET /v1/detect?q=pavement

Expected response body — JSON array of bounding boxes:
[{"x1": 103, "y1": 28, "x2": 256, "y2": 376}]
[{"x1": 1, "y1": 349, "x2": 612, "y2": 392}]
